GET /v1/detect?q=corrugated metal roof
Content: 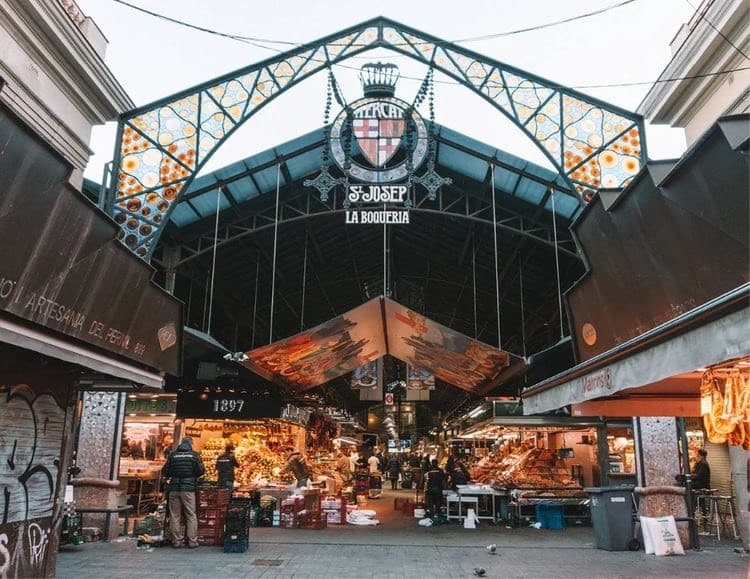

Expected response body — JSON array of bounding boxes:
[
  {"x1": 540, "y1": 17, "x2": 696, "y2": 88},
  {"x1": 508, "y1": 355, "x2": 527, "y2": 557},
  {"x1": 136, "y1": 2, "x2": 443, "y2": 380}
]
[{"x1": 171, "y1": 124, "x2": 581, "y2": 228}]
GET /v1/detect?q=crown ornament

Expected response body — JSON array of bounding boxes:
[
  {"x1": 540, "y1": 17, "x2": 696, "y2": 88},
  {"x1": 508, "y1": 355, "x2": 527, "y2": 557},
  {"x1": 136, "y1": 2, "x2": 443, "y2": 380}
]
[{"x1": 359, "y1": 62, "x2": 400, "y2": 97}]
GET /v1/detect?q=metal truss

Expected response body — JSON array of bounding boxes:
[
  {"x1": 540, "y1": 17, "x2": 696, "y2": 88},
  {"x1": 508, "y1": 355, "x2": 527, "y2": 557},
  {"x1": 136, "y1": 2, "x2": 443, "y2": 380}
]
[
  {"x1": 162, "y1": 183, "x2": 579, "y2": 270},
  {"x1": 108, "y1": 16, "x2": 646, "y2": 259}
]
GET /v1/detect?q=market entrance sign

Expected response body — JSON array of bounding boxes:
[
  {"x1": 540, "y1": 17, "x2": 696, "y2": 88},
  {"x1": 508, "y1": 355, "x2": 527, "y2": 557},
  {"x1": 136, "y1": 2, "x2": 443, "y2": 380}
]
[
  {"x1": 345, "y1": 185, "x2": 410, "y2": 224},
  {"x1": 306, "y1": 62, "x2": 451, "y2": 225}
]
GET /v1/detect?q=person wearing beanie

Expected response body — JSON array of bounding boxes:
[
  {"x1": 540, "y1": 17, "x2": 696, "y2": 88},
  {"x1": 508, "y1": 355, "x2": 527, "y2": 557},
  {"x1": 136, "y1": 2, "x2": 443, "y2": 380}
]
[{"x1": 162, "y1": 437, "x2": 205, "y2": 548}]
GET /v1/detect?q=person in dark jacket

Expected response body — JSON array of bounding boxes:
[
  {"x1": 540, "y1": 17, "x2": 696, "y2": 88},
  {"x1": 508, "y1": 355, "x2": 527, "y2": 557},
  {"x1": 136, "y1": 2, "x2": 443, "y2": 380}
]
[
  {"x1": 162, "y1": 437, "x2": 205, "y2": 548},
  {"x1": 692, "y1": 449, "x2": 711, "y2": 491},
  {"x1": 216, "y1": 443, "x2": 239, "y2": 492},
  {"x1": 450, "y1": 460, "x2": 470, "y2": 490},
  {"x1": 283, "y1": 448, "x2": 312, "y2": 487},
  {"x1": 424, "y1": 459, "x2": 446, "y2": 516},
  {"x1": 385, "y1": 454, "x2": 401, "y2": 490}
]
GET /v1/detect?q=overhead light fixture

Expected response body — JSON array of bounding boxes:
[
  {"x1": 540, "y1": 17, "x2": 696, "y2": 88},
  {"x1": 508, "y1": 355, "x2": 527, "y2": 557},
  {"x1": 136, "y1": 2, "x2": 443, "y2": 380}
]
[{"x1": 468, "y1": 405, "x2": 486, "y2": 419}]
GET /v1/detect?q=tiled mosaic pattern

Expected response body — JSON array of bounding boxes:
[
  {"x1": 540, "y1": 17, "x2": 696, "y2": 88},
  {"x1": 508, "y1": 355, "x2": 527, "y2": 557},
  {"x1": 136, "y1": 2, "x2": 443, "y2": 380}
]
[{"x1": 112, "y1": 21, "x2": 644, "y2": 258}]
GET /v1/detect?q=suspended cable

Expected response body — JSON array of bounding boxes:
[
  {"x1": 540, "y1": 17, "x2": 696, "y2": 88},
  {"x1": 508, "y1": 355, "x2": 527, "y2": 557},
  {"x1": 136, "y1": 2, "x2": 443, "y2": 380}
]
[
  {"x1": 109, "y1": 0, "x2": 750, "y2": 91},
  {"x1": 684, "y1": 0, "x2": 749, "y2": 61},
  {"x1": 269, "y1": 164, "x2": 281, "y2": 344},
  {"x1": 206, "y1": 186, "x2": 222, "y2": 334},
  {"x1": 490, "y1": 163, "x2": 502, "y2": 350},
  {"x1": 550, "y1": 188, "x2": 565, "y2": 341},
  {"x1": 300, "y1": 228, "x2": 309, "y2": 332},
  {"x1": 251, "y1": 249, "x2": 260, "y2": 349},
  {"x1": 519, "y1": 258, "x2": 527, "y2": 359},
  {"x1": 383, "y1": 202, "x2": 387, "y2": 296},
  {"x1": 472, "y1": 240, "x2": 478, "y2": 340}
]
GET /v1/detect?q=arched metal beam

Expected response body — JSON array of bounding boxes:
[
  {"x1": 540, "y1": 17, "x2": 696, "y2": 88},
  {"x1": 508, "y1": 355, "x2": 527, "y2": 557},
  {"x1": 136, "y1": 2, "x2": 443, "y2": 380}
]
[
  {"x1": 108, "y1": 16, "x2": 645, "y2": 259},
  {"x1": 167, "y1": 192, "x2": 579, "y2": 269}
]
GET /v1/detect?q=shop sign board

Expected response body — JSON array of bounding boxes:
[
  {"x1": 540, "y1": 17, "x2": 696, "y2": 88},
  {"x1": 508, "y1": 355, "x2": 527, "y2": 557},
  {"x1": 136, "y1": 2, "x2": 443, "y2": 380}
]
[
  {"x1": 176, "y1": 391, "x2": 282, "y2": 419},
  {"x1": 578, "y1": 367, "x2": 613, "y2": 396},
  {"x1": 0, "y1": 108, "x2": 182, "y2": 374},
  {"x1": 126, "y1": 397, "x2": 177, "y2": 415}
]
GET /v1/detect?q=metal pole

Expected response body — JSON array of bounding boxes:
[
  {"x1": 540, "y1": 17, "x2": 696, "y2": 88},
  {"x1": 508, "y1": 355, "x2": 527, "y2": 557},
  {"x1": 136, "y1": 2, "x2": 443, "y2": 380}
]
[
  {"x1": 550, "y1": 188, "x2": 565, "y2": 341},
  {"x1": 206, "y1": 187, "x2": 222, "y2": 335},
  {"x1": 472, "y1": 241, "x2": 478, "y2": 339},
  {"x1": 300, "y1": 228, "x2": 309, "y2": 331},
  {"x1": 490, "y1": 164, "x2": 502, "y2": 349},
  {"x1": 519, "y1": 258, "x2": 527, "y2": 359},
  {"x1": 269, "y1": 164, "x2": 281, "y2": 344},
  {"x1": 383, "y1": 202, "x2": 387, "y2": 296},
  {"x1": 251, "y1": 249, "x2": 260, "y2": 349}
]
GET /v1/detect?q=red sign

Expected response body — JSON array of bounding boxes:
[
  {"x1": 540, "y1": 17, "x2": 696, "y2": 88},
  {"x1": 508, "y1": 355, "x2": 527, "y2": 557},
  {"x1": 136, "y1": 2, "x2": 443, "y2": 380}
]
[{"x1": 384, "y1": 393, "x2": 394, "y2": 406}]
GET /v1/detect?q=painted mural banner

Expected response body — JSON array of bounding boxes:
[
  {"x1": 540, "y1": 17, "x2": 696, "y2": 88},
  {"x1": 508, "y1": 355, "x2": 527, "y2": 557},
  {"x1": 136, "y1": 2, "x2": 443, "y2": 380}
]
[
  {"x1": 243, "y1": 298, "x2": 385, "y2": 391},
  {"x1": 385, "y1": 300, "x2": 510, "y2": 392},
  {"x1": 0, "y1": 383, "x2": 67, "y2": 578},
  {"x1": 351, "y1": 359, "x2": 381, "y2": 390},
  {"x1": 406, "y1": 364, "x2": 435, "y2": 390},
  {"x1": 242, "y1": 297, "x2": 511, "y2": 393}
]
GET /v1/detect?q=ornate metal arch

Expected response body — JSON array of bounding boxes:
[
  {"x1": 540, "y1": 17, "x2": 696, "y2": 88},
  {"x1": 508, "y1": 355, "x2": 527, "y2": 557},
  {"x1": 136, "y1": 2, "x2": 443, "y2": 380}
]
[{"x1": 108, "y1": 16, "x2": 646, "y2": 259}]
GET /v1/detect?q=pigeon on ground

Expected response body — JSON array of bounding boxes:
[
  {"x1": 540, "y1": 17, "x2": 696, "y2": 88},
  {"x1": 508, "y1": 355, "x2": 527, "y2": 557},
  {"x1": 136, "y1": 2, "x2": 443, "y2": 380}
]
[
  {"x1": 473, "y1": 568, "x2": 486, "y2": 577},
  {"x1": 486, "y1": 544, "x2": 497, "y2": 555}
]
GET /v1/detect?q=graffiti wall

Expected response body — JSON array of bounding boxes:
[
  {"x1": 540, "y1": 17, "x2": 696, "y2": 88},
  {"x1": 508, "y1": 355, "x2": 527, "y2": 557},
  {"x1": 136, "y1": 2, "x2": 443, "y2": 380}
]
[{"x1": 0, "y1": 383, "x2": 68, "y2": 578}]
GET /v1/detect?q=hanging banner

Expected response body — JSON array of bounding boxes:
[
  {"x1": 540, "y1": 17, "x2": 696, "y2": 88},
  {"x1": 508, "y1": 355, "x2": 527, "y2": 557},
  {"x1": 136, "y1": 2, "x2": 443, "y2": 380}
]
[
  {"x1": 351, "y1": 359, "x2": 380, "y2": 389},
  {"x1": 385, "y1": 299, "x2": 510, "y2": 392},
  {"x1": 406, "y1": 365, "x2": 435, "y2": 390},
  {"x1": 242, "y1": 297, "x2": 511, "y2": 393},
  {"x1": 243, "y1": 299, "x2": 385, "y2": 391},
  {"x1": 359, "y1": 358, "x2": 384, "y2": 401}
]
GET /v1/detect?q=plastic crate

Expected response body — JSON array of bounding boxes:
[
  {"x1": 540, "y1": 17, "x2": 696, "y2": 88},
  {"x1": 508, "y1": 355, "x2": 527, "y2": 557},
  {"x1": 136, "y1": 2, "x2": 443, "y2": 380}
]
[
  {"x1": 299, "y1": 511, "x2": 327, "y2": 529},
  {"x1": 198, "y1": 488, "x2": 230, "y2": 508},
  {"x1": 223, "y1": 538, "x2": 249, "y2": 553},
  {"x1": 535, "y1": 503, "x2": 565, "y2": 530}
]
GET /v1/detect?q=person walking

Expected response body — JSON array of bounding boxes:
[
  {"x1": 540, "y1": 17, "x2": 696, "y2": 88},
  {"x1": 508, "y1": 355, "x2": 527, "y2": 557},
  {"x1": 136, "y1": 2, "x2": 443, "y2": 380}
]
[
  {"x1": 368, "y1": 452, "x2": 380, "y2": 475},
  {"x1": 216, "y1": 443, "x2": 239, "y2": 493},
  {"x1": 386, "y1": 454, "x2": 401, "y2": 490},
  {"x1": 162, "y1": 437, "x2": 205, "y2": 549},
  {"x1": 424, "y1": 459, "x2": 446, "y2": 517}
]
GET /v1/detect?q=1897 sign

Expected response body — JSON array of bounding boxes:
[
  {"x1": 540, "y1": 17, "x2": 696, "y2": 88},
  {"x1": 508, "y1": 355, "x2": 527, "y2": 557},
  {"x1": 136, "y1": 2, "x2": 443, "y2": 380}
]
[{"x1": 176, "y1": 390, "x2": 282, "y2": 419}]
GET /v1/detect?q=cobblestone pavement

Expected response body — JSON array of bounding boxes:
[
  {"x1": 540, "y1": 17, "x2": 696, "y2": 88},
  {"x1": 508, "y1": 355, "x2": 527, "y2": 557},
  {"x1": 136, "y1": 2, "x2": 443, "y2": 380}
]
[{"x1": 56, "y1": 490, "x2": 748, "y2": 578}]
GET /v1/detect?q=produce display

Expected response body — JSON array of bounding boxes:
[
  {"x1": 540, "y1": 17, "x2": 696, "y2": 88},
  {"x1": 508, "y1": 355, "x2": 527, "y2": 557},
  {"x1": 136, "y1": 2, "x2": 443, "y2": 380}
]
[
  {"x1": 470, "y1": 448, "x2": 579, "y2": 489},
  {"x1": 200, "y1": 433, "x2": 289, "y2": 486}
]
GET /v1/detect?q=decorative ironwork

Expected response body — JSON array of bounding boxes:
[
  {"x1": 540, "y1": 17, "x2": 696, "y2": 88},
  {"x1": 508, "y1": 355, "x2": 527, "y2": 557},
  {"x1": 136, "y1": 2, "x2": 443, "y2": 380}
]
[
  {"x1": 108, "y1": 17, "x2": 646, "y2": 259},
  {"x1": 413, "y1": 160, "x2": 452, "y2": 199}
]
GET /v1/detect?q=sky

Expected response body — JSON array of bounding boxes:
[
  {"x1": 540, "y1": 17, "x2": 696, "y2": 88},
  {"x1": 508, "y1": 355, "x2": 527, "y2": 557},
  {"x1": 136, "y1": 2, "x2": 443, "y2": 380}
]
[{"x1": 76, "y1": 0, "x2": 695, "y2": 184}]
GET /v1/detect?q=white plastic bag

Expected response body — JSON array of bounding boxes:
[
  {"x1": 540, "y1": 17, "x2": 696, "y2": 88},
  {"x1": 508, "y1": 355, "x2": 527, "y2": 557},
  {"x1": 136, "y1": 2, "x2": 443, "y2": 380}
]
[{"x1": 418, "y1": 517, "x2": 433, "y2": 527}]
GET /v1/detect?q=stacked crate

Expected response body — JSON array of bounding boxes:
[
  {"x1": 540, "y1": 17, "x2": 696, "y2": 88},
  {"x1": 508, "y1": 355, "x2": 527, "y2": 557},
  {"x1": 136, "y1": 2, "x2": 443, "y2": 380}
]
[
  {"x1": 223, "y1": 498, "x2": 253, "y2": 553},
  {"x1": 196, "y1": 487, "x2": 230, "y2": 546},
  {"x1": 279, "y1": 497, "x2": 304, "y2": 529},
  {"x1": 299, "y1": 489, "x2": 326, "y2": 529},
  {"x1": 321, "y1": 496, "x2": 346, "y2": 525}
]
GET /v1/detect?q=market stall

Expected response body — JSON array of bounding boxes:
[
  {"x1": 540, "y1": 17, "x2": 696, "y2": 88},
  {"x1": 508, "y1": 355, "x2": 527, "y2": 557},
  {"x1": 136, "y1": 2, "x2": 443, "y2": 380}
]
[
  {"x1": 454, "y1": 412, "x2": 635, "y2": 526},
  {"x1": 118, "y1": 394, "x2": 177, "y2": 513}
]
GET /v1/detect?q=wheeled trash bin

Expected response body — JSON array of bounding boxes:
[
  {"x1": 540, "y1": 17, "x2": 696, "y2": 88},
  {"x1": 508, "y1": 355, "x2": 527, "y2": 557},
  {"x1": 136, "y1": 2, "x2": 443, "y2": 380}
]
[{"x1": 584, "y1": 486, "x2": 638, "y2": 551}]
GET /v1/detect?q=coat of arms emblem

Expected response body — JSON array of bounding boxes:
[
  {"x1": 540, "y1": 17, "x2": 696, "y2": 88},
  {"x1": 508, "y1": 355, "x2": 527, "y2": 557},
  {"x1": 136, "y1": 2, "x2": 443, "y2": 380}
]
[{"x1": 329, "y1": 63, "x2": 429, "y2": 183}]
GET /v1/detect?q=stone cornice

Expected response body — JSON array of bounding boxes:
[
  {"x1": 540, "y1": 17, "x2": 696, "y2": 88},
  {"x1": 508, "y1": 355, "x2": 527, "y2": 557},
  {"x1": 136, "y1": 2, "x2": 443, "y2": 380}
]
[
  {"x1": 637, "y1": 0, "x2": 749, "y2": 124},
  {"x1": 1, "y1": 0, "x2": 133, "y2": 123}
]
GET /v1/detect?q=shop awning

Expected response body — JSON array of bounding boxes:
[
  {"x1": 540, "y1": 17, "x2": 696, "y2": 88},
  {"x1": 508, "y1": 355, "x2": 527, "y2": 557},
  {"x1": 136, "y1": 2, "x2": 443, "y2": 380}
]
[
  {"x1": 522, "y1": 285, "x2": 750, "y2": 415},
  {"x1": 241, "y1": 296, "x2": 519, "y2": 393}
]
